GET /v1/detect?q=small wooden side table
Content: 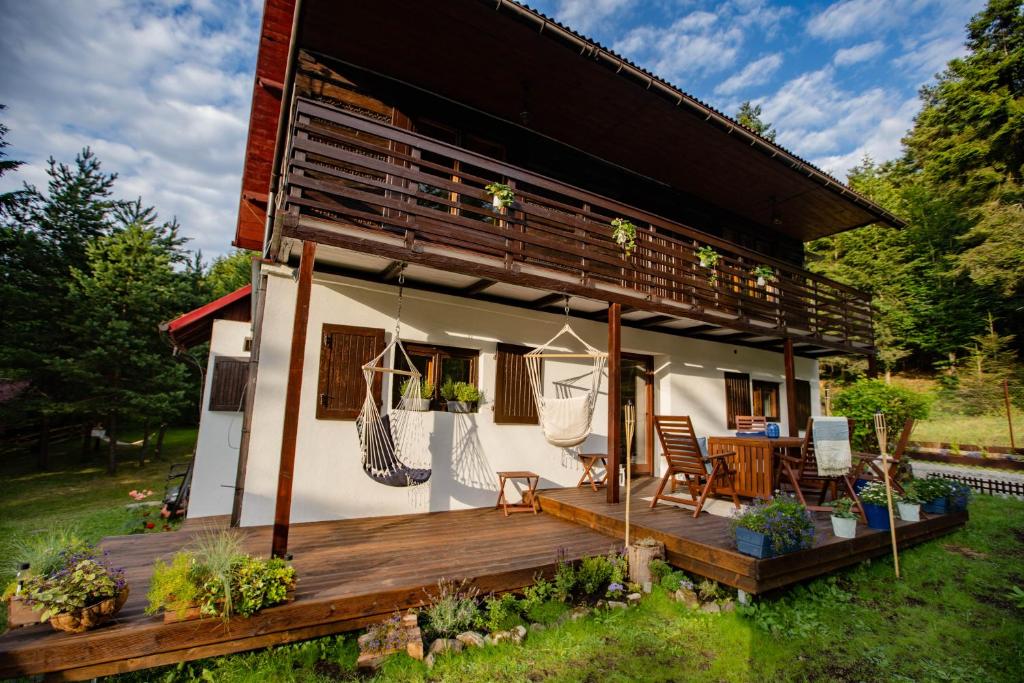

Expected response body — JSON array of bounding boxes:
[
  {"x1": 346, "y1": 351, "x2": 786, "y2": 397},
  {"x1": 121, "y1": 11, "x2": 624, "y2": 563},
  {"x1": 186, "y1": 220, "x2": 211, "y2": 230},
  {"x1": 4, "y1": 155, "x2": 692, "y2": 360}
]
[
  {"x1": 576, "y1": 454, "x2": 608, "y2": 492},
  {"x1": 495, "y1": 471, "x2": 541, "y2": 516}
]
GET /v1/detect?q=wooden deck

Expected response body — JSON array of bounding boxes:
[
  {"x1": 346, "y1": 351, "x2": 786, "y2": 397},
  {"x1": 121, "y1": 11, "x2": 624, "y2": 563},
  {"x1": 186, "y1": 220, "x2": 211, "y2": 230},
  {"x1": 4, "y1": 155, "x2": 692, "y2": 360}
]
[
  {"x1": 537, "y1": 478, "x2": 967, "y2": 595},
  {"x1": 0, "y1": 507, "x2": 616, "y2": 680}
]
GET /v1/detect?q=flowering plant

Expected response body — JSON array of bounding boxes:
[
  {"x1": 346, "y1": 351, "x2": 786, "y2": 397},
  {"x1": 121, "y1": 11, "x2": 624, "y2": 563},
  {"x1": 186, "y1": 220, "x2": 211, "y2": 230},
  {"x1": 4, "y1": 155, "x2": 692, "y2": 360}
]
[
  {"x1": 858, "y1": 481, "x2": 892, "y2": 506},
  {"x1": 22, "y1": 546, "x2": 127, "y2": 621},
  {"x1": 827, "y1": 497, "x2": 858, "y2": 519},
  {"x1": 363, "y1": 613, "x2": 410, "y2": 655},
  {"x1": 606, "y1": 582, "x2": 625, "y2": 599},
  {"x1": 128, "y1": 489, "x2": 154, "y2": 501},
  {"x1": 729, "y1": 495, "x2": 815, "y2": 553}
]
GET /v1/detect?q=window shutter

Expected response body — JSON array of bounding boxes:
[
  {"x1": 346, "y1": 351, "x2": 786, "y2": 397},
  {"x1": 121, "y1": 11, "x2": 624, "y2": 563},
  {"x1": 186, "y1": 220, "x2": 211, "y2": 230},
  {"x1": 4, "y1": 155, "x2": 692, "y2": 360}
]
[
  {"x1": 209, "y1": 357, "x2": 249, "y2": 412},
  {"x1": 723, "y1": 372, "x2": 751, "y2": 430},
  {"x1": 494, "y1": 343, "x2": 538, "y2": 425},
  {"x1": 316, "y1": 324, "x2": 385, "y2": 420},
  {"x1": 794, "y1": 379, "x2": 812, "y2": 430},
  {"x1": 752, "y1": 380, "x2": 781, "y2": 421}
]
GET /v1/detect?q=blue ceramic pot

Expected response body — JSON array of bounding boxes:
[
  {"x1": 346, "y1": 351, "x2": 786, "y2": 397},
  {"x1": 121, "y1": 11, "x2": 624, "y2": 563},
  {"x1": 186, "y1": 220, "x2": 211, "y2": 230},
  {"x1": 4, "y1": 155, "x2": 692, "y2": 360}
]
[
  {"x1": 853, "y1": 479, "x2": 870, "y2": 494},
  {"x1": 948, "y1": 491, "x2": 969, "y2": 512},
  {"x1": 922, "y1": 497, "x2": 948, "y2": 514},
  {"x1": 735, "y1": 527, "x2": 807, "y2": 559},
  {"x1": 863, "y1": 502, "x2": 891, "y2": 530}
]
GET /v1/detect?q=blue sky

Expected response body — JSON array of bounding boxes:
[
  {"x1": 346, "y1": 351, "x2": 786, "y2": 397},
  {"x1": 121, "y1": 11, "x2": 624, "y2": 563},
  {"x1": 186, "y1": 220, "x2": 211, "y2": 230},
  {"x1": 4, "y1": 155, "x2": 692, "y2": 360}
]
[{"x1": 0, "y1": 0, "x2": 983, "y2": 257}]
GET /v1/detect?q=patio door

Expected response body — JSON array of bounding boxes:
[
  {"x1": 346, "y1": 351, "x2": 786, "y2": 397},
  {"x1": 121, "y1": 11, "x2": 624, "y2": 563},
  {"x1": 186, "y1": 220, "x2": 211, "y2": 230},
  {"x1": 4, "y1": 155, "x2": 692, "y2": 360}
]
[{"x1": 621, "y1": 353, "x2": 654, "y2": 475}]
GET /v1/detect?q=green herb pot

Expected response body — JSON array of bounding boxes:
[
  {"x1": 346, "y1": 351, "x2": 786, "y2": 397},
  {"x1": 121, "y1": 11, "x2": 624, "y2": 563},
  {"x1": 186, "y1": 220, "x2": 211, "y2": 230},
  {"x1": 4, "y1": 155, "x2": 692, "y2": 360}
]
[{"x1": 831, "y1": 515, "x2": 857, "y2": 538}]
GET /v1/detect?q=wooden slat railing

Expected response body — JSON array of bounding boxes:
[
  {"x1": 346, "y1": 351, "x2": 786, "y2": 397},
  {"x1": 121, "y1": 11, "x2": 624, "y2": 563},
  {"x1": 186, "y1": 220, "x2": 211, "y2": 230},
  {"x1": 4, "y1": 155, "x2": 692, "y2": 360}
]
[{"x1": 281, "y1": 98, "x2": 875, "y2": 350}]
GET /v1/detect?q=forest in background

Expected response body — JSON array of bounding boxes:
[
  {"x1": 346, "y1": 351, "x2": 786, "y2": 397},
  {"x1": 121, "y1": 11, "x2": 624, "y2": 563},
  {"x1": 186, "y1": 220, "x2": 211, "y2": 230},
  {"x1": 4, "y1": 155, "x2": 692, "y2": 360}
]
[{"x1": 0, "y1": 0, "x2": 1021, "y2": 473}]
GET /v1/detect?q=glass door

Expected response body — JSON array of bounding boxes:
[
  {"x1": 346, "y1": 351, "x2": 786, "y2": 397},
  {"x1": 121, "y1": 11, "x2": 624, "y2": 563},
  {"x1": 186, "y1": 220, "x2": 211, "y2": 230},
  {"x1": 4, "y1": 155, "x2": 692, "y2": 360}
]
[{"x1": 621, "y1": 354, "x2": 654, "y2": 475}]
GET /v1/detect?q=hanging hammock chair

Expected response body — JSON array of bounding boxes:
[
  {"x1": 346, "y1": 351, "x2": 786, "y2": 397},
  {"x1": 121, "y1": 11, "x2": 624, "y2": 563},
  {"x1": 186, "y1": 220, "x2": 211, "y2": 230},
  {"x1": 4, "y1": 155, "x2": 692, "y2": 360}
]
[
  {"x1": 525, "y1": 322, "x2": 608, "y2": 448},
  {"x1": 354, "y1": 270, "x2": 431, "y2": 487}
]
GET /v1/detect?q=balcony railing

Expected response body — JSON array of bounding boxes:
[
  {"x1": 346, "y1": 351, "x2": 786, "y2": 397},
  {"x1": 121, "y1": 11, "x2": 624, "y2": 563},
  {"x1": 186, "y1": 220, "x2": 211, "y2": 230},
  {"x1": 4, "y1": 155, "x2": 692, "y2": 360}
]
[{"x1": 280, "y1": 98, "x2": 874, "y2": 353}]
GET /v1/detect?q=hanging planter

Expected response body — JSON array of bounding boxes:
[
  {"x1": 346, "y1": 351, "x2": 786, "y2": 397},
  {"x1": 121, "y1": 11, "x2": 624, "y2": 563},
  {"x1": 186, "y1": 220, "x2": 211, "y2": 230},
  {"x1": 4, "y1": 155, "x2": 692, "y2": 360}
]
[
  {"x1": 696, "y1": 245, "x2": 720, "y2": 269},
  {"x1": 484, "y1": 182, "x2": 515, "y2": 211},
  {"x1": 610, "y1": 218, "x2": 637, "y2": 257},
  {"x1": 752, "y1": 265, "x2": 776, "y2": 287}
]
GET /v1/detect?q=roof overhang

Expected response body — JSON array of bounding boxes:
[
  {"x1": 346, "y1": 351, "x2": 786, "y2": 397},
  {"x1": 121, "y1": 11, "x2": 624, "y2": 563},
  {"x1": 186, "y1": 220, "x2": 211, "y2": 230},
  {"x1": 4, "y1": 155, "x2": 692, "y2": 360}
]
[
  {"x1": 234, "y1": 0, "x2": 903, "y2": 250},
  {"x1": 160, "y1": 285, "x2": 253, "y2": 350}
]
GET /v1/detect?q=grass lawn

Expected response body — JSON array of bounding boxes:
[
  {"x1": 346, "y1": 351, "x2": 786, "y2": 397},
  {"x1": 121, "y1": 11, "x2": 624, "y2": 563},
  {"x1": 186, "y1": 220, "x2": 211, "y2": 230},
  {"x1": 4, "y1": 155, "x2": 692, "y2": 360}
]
[
  {"x1": 913, "y1": 412, "x2": 1023, "y2": 448},
  {"x1": 108, "y1": 495, "x2": 1024, "y2": 683}
]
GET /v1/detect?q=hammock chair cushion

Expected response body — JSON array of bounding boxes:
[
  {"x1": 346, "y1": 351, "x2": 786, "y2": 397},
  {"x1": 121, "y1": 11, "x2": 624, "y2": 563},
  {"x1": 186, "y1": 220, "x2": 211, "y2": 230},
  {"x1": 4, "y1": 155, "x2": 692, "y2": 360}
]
[
  {"x1": 540, "y1": 395, "x2": 592, "y2": 448},
  {"x1": 356, "y1": 412, "x2": 431, "y2": 487}
]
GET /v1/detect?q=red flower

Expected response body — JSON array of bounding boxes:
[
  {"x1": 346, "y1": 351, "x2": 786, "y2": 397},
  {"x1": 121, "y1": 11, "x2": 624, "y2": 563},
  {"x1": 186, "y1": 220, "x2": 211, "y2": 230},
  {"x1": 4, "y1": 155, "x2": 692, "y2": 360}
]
[{"x1": 146, "y1": 522, "x2": 155, "y2": 529}]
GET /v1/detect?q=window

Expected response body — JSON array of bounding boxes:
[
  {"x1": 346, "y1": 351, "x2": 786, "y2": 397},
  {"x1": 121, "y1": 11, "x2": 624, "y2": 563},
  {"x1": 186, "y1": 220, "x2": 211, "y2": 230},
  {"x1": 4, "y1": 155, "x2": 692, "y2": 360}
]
[
  {"x1": 794, "y1": 379, "x2": 813, "y2": 431},
  {"x1": 390, "y1": 342, "x2": 479, "y2": 409},
  {"x1": 723, "y1": 372, "x2": 751, "y2": 429},
  {"x1": 494, "y1": 343, "x2": 539, "y2": 425},
  {"x1": 208, "y1": 357, "x2": 249, "y2": 412},
  {"x1": 317, "y1": 324, "x2": 385, "y2": 420},
  {"x1": 752, "y1": 380, "x2": 781, "y2": 422}
]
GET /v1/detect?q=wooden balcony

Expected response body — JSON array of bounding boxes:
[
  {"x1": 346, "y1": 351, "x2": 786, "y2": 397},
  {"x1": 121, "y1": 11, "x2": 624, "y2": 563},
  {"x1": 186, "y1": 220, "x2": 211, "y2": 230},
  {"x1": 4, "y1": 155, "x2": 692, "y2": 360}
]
[{"x1": 277, "y1": 98, "x2": 874, "y2": 356}]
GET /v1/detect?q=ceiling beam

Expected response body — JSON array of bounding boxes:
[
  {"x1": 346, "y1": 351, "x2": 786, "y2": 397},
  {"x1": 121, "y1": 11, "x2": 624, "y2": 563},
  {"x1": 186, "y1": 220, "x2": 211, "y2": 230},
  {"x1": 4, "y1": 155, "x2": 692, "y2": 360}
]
[
  {"x1": 531, "y1": 292, "x2": 567, "y2": 309},
  {"x1": 634, "y1": 315, "x2": 675, "y2": 328},
  {"x1": 462, "y1": 278, "x2": 497, "y2": 295}
]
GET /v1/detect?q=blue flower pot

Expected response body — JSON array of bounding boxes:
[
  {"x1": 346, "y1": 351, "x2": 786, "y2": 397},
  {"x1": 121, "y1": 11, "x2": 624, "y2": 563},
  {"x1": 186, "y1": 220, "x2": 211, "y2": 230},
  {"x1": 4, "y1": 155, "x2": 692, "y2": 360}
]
[
  {"x1": 922, "y1": 497, "x2": 948, "y2": 514},
  {"x1": 735, "y1": 527, "x2": 807, "y2": 559},
  {"x1": 853, "y1": 479, "x2": 870, "y2": 494},
  {"x1": 862, "y1": 502, "x2": 891, "y2": 530},
  {"x1": 948, "y1": 491, "x2": 969, "y2": 512}
]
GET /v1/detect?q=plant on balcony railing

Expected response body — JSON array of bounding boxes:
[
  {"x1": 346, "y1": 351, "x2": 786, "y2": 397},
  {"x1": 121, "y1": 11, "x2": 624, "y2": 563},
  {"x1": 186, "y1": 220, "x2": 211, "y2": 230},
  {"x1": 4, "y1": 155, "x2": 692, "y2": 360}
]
[
  {"x1": 484, "y1": 182, "x2": 515, "y2": 211},
  {"x1": 752, "y1": 265, "x2": 776, "y2": 287},
  {"x1": 610, "y1": 218, "x2": 637, "y2": 257},
  {"x1": 696, "y1": 245, "x2": 720, "y2": 286}
]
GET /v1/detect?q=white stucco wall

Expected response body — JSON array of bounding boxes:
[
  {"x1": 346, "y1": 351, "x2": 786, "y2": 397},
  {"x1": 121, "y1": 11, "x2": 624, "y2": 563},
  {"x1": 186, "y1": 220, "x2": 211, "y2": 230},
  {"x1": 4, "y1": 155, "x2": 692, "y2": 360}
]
[
  {"x1": 187, "y1": 319, "x2": 250, "y2": 519},
  {"x1": 239, "y1": 269, "x2": 820, "y2": 526}
]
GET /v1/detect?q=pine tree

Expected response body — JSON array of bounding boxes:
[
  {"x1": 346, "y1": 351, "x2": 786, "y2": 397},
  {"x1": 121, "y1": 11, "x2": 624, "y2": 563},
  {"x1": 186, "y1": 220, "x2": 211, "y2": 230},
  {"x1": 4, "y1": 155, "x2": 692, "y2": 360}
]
[{"x1": 735, "y1": 101, "x2": 777, "y2": 142}]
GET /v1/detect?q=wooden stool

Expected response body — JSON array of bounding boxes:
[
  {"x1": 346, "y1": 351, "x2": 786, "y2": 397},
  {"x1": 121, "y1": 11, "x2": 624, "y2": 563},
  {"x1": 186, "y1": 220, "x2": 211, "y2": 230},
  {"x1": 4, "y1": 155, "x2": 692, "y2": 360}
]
[
  {"x1": 576, "y1": 454, "x2": 608, "y2": 492},
  {"x1": 495, "y1": 471, "x2": 540, "y2": 516}
]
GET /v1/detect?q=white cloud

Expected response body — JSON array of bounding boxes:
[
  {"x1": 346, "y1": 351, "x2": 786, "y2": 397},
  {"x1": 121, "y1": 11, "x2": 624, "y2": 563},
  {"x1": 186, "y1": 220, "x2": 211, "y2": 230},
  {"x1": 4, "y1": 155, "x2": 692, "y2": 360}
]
[
  {"x1": 0, "y1": 0, "x2": 260, "y2": 257},
  {"x1": 833, "y1": 40, "x2": 885, "y2": 66},
  {"x1": 892, "y1": 35, "x2": 969, "y2": 79},
  {"x1": 613, "y1": 12, "x2": 745, "y2": 81},
  {"x1": 715, "y1": 53, "x2": 784, "y2": 95},
  {"x1": 552, "y1": 0, "x2": 635, "y2": 33}
]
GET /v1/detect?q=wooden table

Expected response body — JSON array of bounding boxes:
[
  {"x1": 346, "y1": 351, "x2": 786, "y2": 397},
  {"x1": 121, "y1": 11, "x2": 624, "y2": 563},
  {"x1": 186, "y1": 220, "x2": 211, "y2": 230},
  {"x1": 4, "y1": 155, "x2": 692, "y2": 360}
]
[
  {"x1": 576, "y1": 454, "x2": 608, "y2": 492},
  {"x1": 495, "y1": 471, "x2": 541, "y2": 516},
  {"x1": 706, "y1": 436, "x2": 804, "y2": 499}
]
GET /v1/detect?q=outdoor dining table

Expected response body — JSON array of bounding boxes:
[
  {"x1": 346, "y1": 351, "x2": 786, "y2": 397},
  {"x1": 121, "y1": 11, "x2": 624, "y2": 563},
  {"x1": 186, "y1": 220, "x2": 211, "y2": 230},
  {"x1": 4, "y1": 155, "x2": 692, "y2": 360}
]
[{"x1": 706, "y1": 435, "x2": 804, "y2": 499}]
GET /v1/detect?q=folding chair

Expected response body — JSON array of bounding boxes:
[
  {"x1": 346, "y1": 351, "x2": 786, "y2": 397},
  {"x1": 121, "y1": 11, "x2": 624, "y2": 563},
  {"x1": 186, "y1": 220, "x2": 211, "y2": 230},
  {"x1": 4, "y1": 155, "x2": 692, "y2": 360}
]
[
  {"x1": 852, "y1": 418, "x2": 914, "y2": 495},
  {"x1": 735, "y1": 415, "x2": 768, "y2": 432},
  {"x1": 650, "y1": 416, "x2": 740, "y2": 517},
  {"x1": 162, "y1": 461, "x2": 193, "y2": 517},
  {"x1": 779, "y1": 417, "x2": 865, "y2": 521}
]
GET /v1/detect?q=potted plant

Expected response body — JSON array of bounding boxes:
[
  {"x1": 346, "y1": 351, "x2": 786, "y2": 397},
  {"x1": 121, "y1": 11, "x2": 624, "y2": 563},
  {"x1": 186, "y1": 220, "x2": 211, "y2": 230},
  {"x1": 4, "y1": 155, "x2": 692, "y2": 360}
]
[
  {"x1": 22, "y1": 545, "x2": 129, "y2": 633},
  {"x1": 696, "y1": 245, "x2": 720, "y2": 269},
  {"x1": 610, "y1": 218, "x2": 637, "y2": 256},
  {"x1": 484, "y1": 182, "x2": 515, "y2": 211},
  {"x1": 752, "y1": 265, "x2": 775, "y2": 287},
  {"x1": 826, "y1": 498, "x2": 858, "y2": 538},
  {"x1": 443, "y1": 381, "x2": 481, "y2": 413},
  {"x1": 947, "y1": 480, "x2": 971, "y2": 512},
  {"x1": 857, "y1": 481, "x2": 894, "y2": 530},
  {"x1": 729, "y1": 496, "x2": 815, "y2": 559},
  {"x1": 897, "y1": 481, "x2": 923, "y2": 522},
  {"x1": 400, "y1": 378, "x2": 433, "y2": 411},
  {"x1": 914, "y1": 477, "x2": 954, "y2": 514},
  {"x1": 3, "y1": 528, "x2": 92, "y2": 629}
]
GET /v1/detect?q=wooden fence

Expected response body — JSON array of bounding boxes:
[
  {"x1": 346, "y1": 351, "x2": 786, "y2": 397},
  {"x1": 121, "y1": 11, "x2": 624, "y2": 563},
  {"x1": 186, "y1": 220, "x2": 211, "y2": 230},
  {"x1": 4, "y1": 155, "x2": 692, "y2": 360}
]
[{"x1": 930, "y1": 472, "x2": 1024, "y2": 498}]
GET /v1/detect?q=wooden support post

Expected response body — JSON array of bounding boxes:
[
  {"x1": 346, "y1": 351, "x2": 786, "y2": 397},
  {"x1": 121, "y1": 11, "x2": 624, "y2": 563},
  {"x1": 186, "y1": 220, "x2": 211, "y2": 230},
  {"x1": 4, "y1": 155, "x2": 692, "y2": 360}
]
[
  {"x1": 867, "y1": 354, "x2": 879, "y2": 379},
  {"x1": 784, "y1": 338, "x2": 799, "y2": 437},
  {"x1": 271, "y1": 241, "x2": 316, "y2": 558},
  {"x1": 607, "y1": 302, "x2": 621, "y2": 504},
  {"x1": 1005, "y1": 379, "x2": 1016, "y2": 450}
]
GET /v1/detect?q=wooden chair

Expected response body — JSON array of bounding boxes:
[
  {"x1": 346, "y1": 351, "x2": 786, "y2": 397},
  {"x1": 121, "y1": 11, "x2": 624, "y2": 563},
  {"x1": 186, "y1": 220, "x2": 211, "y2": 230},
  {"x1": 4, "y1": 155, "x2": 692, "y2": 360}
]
[
  {"x1": 651, "y1": 416, "x2": 740, "y2": 517},
  {"x1": 735, "y1": 415, "x2": 768, "y2": 432},
  {"x1": 852, "y1": 418, "x2": 914, "y2": 495},
  {"x1": 779, "y1": 417, "x2": 865, "y2": 521}
]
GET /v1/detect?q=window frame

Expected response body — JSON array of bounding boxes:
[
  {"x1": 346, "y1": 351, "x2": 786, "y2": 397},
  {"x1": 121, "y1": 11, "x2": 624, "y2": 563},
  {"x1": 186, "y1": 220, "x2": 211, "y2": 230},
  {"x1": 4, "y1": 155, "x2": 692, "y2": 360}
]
[
  {"x1": 751, "y1": 379, "x2": 781, "y2": 423},
  {"x1": 391, "y1": 341, "x2": 479, "y2": 410}
]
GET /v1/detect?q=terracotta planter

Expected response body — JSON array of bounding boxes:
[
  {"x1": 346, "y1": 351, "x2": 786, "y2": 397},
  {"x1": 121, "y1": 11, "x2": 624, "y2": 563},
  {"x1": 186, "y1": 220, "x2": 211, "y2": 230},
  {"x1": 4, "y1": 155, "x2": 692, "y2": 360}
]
[{"x1": 48, "y1": 588, "x2": 129, "y2": 633}]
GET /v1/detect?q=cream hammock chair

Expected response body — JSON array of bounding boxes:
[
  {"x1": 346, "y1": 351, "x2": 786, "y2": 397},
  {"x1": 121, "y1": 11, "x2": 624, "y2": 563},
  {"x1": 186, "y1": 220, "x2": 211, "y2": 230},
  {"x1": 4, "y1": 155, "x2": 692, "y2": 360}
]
[
  {"x1": 525, "y1": 302, "x2": 608, "y2": 448},
  {"x1": 355, "y1": 270, "x2": 431, "y2": 487}
]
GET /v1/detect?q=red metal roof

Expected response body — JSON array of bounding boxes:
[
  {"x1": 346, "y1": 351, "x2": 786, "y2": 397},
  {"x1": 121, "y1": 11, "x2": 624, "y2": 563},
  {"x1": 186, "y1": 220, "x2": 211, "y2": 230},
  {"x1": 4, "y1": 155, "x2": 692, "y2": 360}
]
[{"x1": 162, "y1": 285, "x2": 253, "y2": 349}]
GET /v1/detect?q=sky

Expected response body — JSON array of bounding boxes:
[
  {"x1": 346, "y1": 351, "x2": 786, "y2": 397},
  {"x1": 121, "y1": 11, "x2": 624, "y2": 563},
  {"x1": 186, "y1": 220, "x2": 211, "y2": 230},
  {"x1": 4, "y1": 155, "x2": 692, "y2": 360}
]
[{"x1": 0, "y1": 0, "x2": 984, "y2": 258}]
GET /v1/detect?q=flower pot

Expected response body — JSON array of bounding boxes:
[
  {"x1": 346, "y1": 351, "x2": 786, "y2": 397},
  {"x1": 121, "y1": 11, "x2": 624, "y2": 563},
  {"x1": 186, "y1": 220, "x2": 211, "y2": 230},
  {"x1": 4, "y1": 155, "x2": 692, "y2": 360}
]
[
  {"x1": 49, "y1": 587, "x2": 129, "y2": 633},
  {"x1": 7, "y1": 594, "x2": 38, "y2": 629},
  {"x1": 831, "y1": 515, "x2": 857, "y2": 539},
  {"x1": 404, "y1": 398, "x2": 431, "y2": 412},
  {"x1": 862, "y1": 502, "x2": 891, "y2": 530},
  {"x1": 756, "y1": 275, "x2": 766, "y2": 287},
  {"x1": 492, "y1": 194, "x2": 503, "y2": 210},
  {"x1": 700, "y1": 258, "x2": 712, "y2": 268},
  {"x1": 948, "y1": 491, "x2": 969, "y2": 512},
  {"x1": 734, "y1": 527, "x2": 804, "y2": 559},
  {"x1": 922, "y1": 497, "x2": 948, "y2": 515},
  {"x1": 445, "y1": 401, "x2": 475, "y2": 413},
  {"x1": 853, "y1": 478, "x2": 870, "y2": 494},
  {"x1": 897, "y1": 501, "x2": 921, "y2": 522}
]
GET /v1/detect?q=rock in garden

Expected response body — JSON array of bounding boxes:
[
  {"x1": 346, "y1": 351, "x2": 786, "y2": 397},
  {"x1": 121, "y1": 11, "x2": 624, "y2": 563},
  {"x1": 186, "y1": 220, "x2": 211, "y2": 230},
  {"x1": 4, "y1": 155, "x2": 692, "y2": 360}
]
[
  {"x1": 456, "y1": 631, "x2": 485, "y2": 648},
  {"x1": 626, "y1": 592, "x2": 642, "y2": 605},
  {"x1": 529, "y1": 622, "x2": 547, "y2": 633},
  {"x1": 701, "y1": 602, "x2": 721, "y2": 614},
  {"x1": 595, "y1": 599, "x2": 607, "y2": 609},
  {"x1": 569, "y1": 606, "x2": 591, "y2": 621},
  {"x1": 674, "y1": 588, "x2": 700, "y2": 609},
  {"x1": 486, "y1": 631, "x2": 511, "y2": 646},
  {"x1": 511, "y1": 625, "x2": 527, "y2": 644},
  {"x1": 607, "y1": 600, "x2": 628, "y2": 610},
  {"x1": 424, "y1": 653, "x2": 435, "y2": 669},
  {"x1": 720, "y1": 599, "x2": 736, "y2": 613},
  {"x1": 428, "y1": 638, "x2": 463, "y2": 656}
]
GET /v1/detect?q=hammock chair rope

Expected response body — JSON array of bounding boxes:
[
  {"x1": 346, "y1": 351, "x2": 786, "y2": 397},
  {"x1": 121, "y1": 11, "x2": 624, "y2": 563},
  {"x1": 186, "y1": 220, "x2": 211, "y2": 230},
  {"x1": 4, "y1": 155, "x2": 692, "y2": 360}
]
[
  {"x1": 524, "y1": 298, "x2": 608, "y2": 448},
  {"x1": 356, "y1": 268, "x2": 431, "y2": 487}
]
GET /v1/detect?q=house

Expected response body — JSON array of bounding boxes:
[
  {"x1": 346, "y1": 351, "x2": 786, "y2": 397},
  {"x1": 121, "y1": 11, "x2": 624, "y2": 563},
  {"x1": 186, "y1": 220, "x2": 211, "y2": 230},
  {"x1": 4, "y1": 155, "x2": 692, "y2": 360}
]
[{"x1": 191, "y1": 0, "x2": 899, "y2": 556}]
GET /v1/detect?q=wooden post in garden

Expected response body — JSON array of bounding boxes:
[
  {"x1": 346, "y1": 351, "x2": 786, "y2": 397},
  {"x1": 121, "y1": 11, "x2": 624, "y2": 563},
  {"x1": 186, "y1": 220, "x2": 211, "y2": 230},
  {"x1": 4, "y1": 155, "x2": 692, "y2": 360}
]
[
  {"x1": 874, "y1": 412, "x2": 900, "y2": 579},
  {"x1": 784, "y1": 338, "x2": 798, "y2": 437},
  {"x1": 623, "y1": 402, "x2": 636, "y2": 548}
]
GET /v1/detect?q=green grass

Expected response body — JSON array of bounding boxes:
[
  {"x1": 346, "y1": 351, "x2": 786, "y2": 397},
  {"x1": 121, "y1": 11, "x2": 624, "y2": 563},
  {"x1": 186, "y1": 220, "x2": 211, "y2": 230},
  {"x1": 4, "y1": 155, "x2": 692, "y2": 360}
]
[
  {"x1": 913, "y1": 412, "x2": 1023, "y2": 448},
  {"x1": 110, "y1": 495, "x2": 1024, "y2": 683}
]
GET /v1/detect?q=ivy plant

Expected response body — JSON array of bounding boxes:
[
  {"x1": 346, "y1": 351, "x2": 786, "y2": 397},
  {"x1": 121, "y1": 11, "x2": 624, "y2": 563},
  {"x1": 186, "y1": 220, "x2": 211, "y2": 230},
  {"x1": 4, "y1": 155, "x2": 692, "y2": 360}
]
[
  {"x1": 610, "y1": 218, "x2": 637, "y2": 256},
  {"x1": 752, "y1": 265, "x2": 776, "y2": 286},
  {"x1": 484, "y1": 182, "x2": 515, "y2": 210},
  {"x1": 696, "y1": 245, "x2": 720, "y2": 268}
]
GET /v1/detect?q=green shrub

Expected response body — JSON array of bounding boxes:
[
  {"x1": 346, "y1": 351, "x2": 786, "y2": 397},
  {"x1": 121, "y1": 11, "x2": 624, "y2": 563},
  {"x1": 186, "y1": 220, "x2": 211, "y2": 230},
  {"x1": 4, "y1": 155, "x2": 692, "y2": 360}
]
[
  {"x1": 477, "y1": 593, "x2": 522, "y2": 632},
  {"x1": 697, "y1": 579, "x2": 723, "y2": 602},
  {"x1": 422, "y1": 579, "x2": 478, "y2": 638},
  {"x1": 648, "y1": 559, "x2": 672, "y2": 583},
  {"x1": 231, "y1": 556, "x2": 296, "y2": 617},
  {"x1": 832, "y1": 379, "x2": 930, "y2": 451},
  {"x1": 525, "y1": 599, "x2": 567, "y2": 625},
  {"x1": 577, "y1": 551, "x2": 625, "y2": 598},
  {"x1": 659, "y1": 570, "x2": 692, "y2": 592},
  {"x1": 553, "y1": 553, "x2": 577, "y2": 602},
  {"x1": 145, "y1": 551, "x2": 201, "y2": 618},
  {"x1": 520, "y1": 577, "x2": 553, "y2": 613}
]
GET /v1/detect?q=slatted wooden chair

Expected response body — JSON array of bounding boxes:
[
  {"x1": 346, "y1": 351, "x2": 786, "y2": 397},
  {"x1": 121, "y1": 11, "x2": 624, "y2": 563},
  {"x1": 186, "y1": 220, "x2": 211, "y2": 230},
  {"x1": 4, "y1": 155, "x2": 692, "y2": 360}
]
[
  {"x1": 779, "y1": 417, "x2": 865, "y2": 521},
  {"x1": 852, "y1": 418, "x2": 914, "y2": 495},
  {"x1": 651, "y1": 416, "x2": 740, "y2": 517},
  {"x1": 735, "y1": 415, "x2": 768, "y2": 432}
]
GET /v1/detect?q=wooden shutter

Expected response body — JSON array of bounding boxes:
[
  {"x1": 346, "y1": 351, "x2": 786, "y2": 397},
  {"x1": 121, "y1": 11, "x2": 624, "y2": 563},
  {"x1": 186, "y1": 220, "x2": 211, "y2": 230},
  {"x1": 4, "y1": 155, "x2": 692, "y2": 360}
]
[
  {"x1": 752, "y1": 380, "x2": 781, "y2": 421},
  {"x1": 794, "y1": 379, "x2": 812, "y2": 430},
  {"x1": 209, "y1": 357, "x2": 249, "y2": 411},
  {"x1": 724, "y1": 372, "x2": 751, "y2": 430},
  {"x1": 316, "y1": 324, "x2": 385, "y2": 420},
  {"x1": 493, "y1": 343, "x2": 538, "y2": 424}
]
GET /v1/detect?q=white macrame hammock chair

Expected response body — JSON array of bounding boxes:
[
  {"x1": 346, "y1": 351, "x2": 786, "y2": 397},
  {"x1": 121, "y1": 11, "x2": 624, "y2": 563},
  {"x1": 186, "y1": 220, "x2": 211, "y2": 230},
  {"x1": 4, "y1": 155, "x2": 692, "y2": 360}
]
[
  {"x1": 355, "y1": 273, "x2": 431, "y2": 487},
  {"x1": 525, "y1": 323, "x2": 608, "y2": 448}
]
